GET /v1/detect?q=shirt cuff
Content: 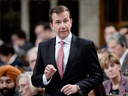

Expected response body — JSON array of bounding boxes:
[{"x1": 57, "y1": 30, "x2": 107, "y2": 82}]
[{"x1": 43, "y1": 74, "x2": 52, "y2": 85}]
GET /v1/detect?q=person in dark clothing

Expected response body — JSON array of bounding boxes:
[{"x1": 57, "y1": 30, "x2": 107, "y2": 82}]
[
  {"x1": 0, "y1": 43, "x2": 25, "y2": 67},
  {"x1": 0, "y1": 65, "x2": 22, "y2": 96}
]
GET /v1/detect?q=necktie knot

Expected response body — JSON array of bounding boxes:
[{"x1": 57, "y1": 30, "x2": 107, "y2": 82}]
[{"x1": 60, "y1": 41, "x2": 64, "y2": 46}]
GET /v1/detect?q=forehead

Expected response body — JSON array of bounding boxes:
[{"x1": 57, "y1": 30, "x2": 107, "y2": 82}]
[
  {"x1": 108, "y1": 39, "x2": 118, "y2": 45},
  {"x1": 52, "y1": 11, "x2": 70, "y2": 21},
  {"x1": 18, "y1": 76, "x2": 28, "y2": 85},
  {"x1": 0, "y1": 76, "x2": 12, "y2": 81}
]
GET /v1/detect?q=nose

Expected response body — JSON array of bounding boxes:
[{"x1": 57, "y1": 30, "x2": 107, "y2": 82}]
[
  {"x1": 108, "y1": 67, "x2": 113, "y2": 72},
  {"x1": 60, "y1": 22, "x2": 65, "y2": 29},
  {"x1": 19, "y1": 88, "x2": 23, "y2": 93},
  {"x1": 2, "y1": 82, "x2": 7, "y2": 88}
]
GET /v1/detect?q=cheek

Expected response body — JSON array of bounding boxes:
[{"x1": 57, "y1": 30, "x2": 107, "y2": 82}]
[{"x1": 1, "y1": 57, "x2": 7, "y2": 62}]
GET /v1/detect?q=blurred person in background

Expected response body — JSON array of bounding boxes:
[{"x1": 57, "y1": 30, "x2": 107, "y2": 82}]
[
  {"x1": 119, "y1": 25, "x2": 128, "y2": 45},
  {"x1": 97, "y1": 48, "x2": 110, "y2": 81},
  {"x1": 101, "y1": 53, "x2": 128, "y2": 95},
  {"x1": 0, "y1": 43, "x2": 25, "y2": 67},
  {"x1": 100, "y1": 24, "x2": 117, "y2": 49},
  {"x1": 119, "y1": 25, "x2": 128, "y2": 35},
  {"x1": 0, "y1": 65, "x2": 22, "y2": 96},
  {"x1": 16, "y1": 71, "x2": 44, "y2": 96},
  {"x1": 26, "y1": 47, "x2": 38, "y2": 71},
  {"x1": 11, "y1": 29, "x2": 33, "y2": 57},
  {"x1": 107, "y1": 32, "x2": 128, "y2": 74},
  {"x1": 34, "y1": 22, "x2": 56, "y2": 47}
]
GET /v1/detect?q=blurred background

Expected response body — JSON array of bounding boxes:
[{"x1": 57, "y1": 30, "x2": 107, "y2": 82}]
[{"x1": 0, "y1": 0, "x2": 128, "y2": 48}]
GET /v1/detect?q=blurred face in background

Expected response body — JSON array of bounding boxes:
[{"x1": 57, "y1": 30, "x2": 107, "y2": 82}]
[
  {"x1": 28, "y1": 53, "x2": 37, "y2": 71},
  {"x1": 119, "y1": 28, "x2": 128, "y2": 35},
  {"x1": 104, "y1": 26, "x2": 116, "y2": 42},
  {"x1": 35, "y1": 25, "x2": 46, "y2": 40},
  {"x1": 0, "y1": 53, "x2": 12, "y2": 63},
  {"x1": 18, "y1": 76, "x2": 32, "y2": 96},
  {"x1": 11, "y1": 34, "x2": 24, "y2": 47},
  {"x1": 108, "y1": 39, "x2": 124, "y2": 58},
  {"x1": 104, "y1": 62, "x2": 121, "y2": 80},
  {"x1": 0, "y1": 76, "x2": 15, "y2": 96}
]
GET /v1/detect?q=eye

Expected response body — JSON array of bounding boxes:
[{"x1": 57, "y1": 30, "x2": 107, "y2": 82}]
[
  {"x1": 6, "y1": 80, "x2": 12, "y2": 84},
  {"x1": 56, "y1": 21, "x2": 60, "y2": 24},
  {"x1": 64, "y1": 20, "x2": 68, "y2": 22},
  {"x1": 0, "y1": 81, "x2": 3, "y2": 84},
  {"x1": 111, "y1": 64, "x2": 115, "y2": 67},
  {"x1": 105, "y1": 66, "x2": 108, "y2": 70}
]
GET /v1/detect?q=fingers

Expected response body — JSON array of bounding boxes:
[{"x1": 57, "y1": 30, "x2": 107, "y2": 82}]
[
  {"x1": 61, "y1": 84, "x2": 78, "y2": 95},
  {"x1": 44, "y1": 64, "x2": 57, "y2": 80}
]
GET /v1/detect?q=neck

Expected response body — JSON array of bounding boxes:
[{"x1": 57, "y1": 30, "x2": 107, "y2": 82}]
[{"x1": 111, "y1": 74, "x2": 121, "y2": 90}]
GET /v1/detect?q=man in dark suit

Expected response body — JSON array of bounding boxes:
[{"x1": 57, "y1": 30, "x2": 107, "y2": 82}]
[{"x1": 31, "y1": 5, "x2": 103, "y2": 96}]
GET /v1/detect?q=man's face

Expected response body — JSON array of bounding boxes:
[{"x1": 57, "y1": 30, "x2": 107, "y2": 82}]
[
  {"x1": 35, "y1": 25, "x2": 45, "y2": 40},
  {"x1": 11, "y1": 35, "x2": 19, "y2": 45},
  {"x1": 0, "y1": 76, "x2": 15, "y2": 96},
  {"x1": 28, "y1": 53, "x2": 37, "y2": 71},
  {"x1": 18, "y1": 77, "x2": 32, "y2": 96},
  {"x1": 11, "y1": 34, "x2": 22, "y2": 46},
  {"x1": 104, "y1": 26, "x2": 116, "y2": 41},
  {"x1": 50, "y1": 11, "x2": 72, "y2": 40},
  {"x1": 0, "y1": 54, "x2": 10, "y2": 63},
  {"x1": 108, "y1": 39, "x2": 124, "y2": 58},
  {"x1": 119, "y1": 28, "x2": 128, "y2": 35}
]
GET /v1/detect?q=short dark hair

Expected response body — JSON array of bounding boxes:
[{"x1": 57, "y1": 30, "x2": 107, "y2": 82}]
[
  {"x1": 105, "y1": 24, "x2": 118, "y2": 31},
  {"x1": 12, "y1": 29, "x2": 26, "y2": 39},
  {"x1": 0, "y1": 43, "x2": 15, "y2": 56},
  {"x1": 35, "y1": 21, "x2": 45, "y2": 29},
  {"x1": 49, "y1": 5, "x2": 71, "y2": 23},
  {"x1": 120, "y1": 25, "x2": 128, "y2": 29}
]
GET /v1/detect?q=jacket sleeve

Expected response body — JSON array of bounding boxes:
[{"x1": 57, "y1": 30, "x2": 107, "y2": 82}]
[
  {"x1": 76, "y1": 41, "x2": 103, "y2": 94},
  {"x1": 31, "y1": 43, "x2": 45, "y2": 88}
]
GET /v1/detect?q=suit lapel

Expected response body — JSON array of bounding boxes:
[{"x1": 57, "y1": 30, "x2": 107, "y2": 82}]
[
  {"x1": 106, "y1": 81, "x2": 111, "y2": 94},
  {"x1": 63, "y1": 34, "x2": 79, "y2": 79},
  {"x1": 119, "y1": 75, "x2": 126, "y2": 95},
  {"x1": 47, "y1": 37, "x2": 57, "y2": 69},
  {"x1": 121, "y1": 53, "x2": 128, "y2": 71}
]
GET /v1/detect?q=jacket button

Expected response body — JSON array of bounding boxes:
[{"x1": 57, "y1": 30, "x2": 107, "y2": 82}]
[{"x1": 56, "y1": 88, "x2": 61, "y2": 94}]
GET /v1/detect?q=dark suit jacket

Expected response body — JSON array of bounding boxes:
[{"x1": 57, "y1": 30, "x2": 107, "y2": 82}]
[
  {"x1": 31, "y1": 34, "x2": 103, "y2": 96},
  {"x1": 11, "y1": 57, "x2": 25, "y2": 67},
  {"x1": 103, "y1": 74, "x2": 128, "y2": 95},
  {"x1": 121, "y1": 53, "x2": 128, "y2": 73}
]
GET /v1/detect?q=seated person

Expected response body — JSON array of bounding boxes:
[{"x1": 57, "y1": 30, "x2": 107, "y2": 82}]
[
  {"x1": 88, "y1": 84, "x2": 106, "y2": 96},
  {"x1": 11, "y1": 29, "x2": 33, "y2": 56},
  {"x1": 16, "y1": 71, "x2": 44, "y2": 96},
  {"x1": 97, "y1": 48, "x2": 110, "y2": 81},
  {"x1": 0, "y1": 65, "x2": 22, "y2": 96},
  {"x1": 26, "y1": 47, "x2": 38, "y2": 71},
  {"x1": 101, "y1": 53, "x2": 128, "y2": 95},
  {"x1": 0, "y1": 43, "x2": 25, "y2": 67}
]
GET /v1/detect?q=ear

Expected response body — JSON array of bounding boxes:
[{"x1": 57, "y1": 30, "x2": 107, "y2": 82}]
[
  {"x1": 70, "y1": 19, "x2": 73, "y2": 27},
  {"x1": 118, "y1": 64, "x2": 121, "y2": 70},
  {"x1": 122, "y1": 42, "x2": 126, "y2": 47},
  {"x1": 50, "y1": 23, "x2": 54, "y2": 31}
]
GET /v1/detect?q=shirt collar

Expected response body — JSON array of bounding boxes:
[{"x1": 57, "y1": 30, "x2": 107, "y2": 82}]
[
  {"x1": 120, "y1": 49, "x2": 128, "y2": 64},
  {"x1": 6, "y1": 54, "x2": 17, "y2": 65},
  {"x1": 56, "y1": 32, "x2": 72, "y2": 44}
]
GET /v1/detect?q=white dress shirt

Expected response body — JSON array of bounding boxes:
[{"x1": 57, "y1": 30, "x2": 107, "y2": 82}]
[
  {"x1": 120, "y1": 49, "x2": 128, "y2": 66},
  {"x1": 43, "y1": 32, "x2": 72, "y2": 85}
]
